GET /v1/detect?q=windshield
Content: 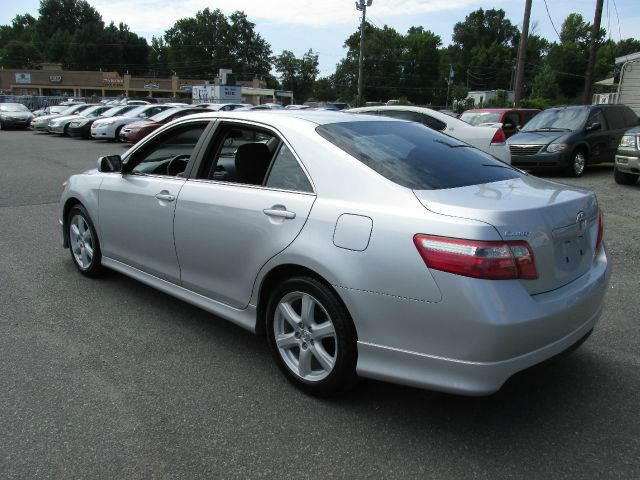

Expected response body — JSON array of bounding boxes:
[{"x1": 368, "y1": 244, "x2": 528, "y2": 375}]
[
  {"x1": 79, "y1": 106, "x2": 103, "y2": 116},
  {"x1": 316, "y1": 121, "x2": 520, "y2": 190},
  {"x1": 460, "y1": 112, "x2": 502, "y2": 125},
  {"x1": 60, "y1": 104, "x2": 86, "y2": 115},
  {"x1": 150, "y1": 108, "x2": 185, "y2": 122},
  {"x1": 522, "y1": 108, "x2": 588, "y2": 131},
  {"x1": 1, "y1": 104, "x2": 30, "y2": 112},
  {"x1": 122, "y1": 106, "x2": 150, "y2": 117},
  {"x1": 51, "y1": 106, "x2": 67, "y2": 114}
]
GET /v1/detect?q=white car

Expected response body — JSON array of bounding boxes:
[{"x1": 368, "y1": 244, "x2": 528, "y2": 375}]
[
  {"x1": 91, "y1": 105, "x2": 173, "y2": 140},
  {"x1": 349, "y1": 106, "x2": 511, "y2": 164}
]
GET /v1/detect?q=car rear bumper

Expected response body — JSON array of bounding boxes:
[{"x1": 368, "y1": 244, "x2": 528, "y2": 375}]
[
  {"x1": 486, "y1": 145, "x2": 511, "y2": 164},
  {"x1": 615, "y1": 154, "x2": 640, "y2": 174},
  {"x1": 348, "y1": 245, "x2": 610, "y2": 395}
]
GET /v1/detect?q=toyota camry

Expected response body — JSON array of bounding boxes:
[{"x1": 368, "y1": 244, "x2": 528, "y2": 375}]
[{"x1": 59, "y1": 110, "x2": 610, "y2": 396}]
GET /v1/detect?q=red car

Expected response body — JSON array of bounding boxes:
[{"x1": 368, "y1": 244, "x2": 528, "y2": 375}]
[
  {"x1": 120, "y1": 107, "x2": 205, "y2": 143},
  {"x1": 460, "y1": 108, "x2": 540, "y2": 138}
]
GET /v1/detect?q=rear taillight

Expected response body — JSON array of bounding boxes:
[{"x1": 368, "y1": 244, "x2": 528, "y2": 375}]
[
  {"x1": 595, "y1": 209, "x2": 604, "y2": 251},
  {"x1": 490, "y1": 128, "x2": 506, "y2": 146},
  {"x1": 413, "y1": 235, "x2": 538, "y2": 280}
]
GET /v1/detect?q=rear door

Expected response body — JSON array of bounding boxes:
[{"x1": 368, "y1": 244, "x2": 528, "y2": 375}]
[{"x1": 174, "y1": 121, "x2": 316, "y2": 308}]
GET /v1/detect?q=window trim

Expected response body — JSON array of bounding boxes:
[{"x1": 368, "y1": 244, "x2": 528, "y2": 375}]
[{"x1": 187, "y1": 118, "x2": 316, "y2": 195}]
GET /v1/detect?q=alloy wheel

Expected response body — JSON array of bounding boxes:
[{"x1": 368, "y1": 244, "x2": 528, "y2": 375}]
[
  {"x1": 69, "y1": 214, "x2": 94, "y2": 269},
  {"x1": 273, "y1": 291, "x2": 338, "y2": 382},
  {"x1": 573, "y1": 151, "x2": 586, "y2": 176}
]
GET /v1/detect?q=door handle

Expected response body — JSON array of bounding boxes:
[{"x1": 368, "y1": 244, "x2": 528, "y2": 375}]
[
  {"x1": 155, "y1": 192, "x2": 175, "y2": 202},
  {"x1": 263, "y1": 207, "x2": 296, "y2": 219}
]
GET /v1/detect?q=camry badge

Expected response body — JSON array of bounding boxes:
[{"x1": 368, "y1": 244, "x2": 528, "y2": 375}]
[{"x1": 504, "y1": 231, "x2": 530, "y2": 237}]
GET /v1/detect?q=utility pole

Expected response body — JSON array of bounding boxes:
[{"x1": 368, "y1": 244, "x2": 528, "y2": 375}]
[
  {"x1": 513, "y1": 0, "x2": 532, "y2": 107},
  {"x1": 356, "y1": 0, "x2": 373, "y2": 102},
  {"x1": 583, "y1": 0, "x2": 604, "y2": 104},
  {"x1": 445, "y1": 65, "x2": 454, "y2": 108}
]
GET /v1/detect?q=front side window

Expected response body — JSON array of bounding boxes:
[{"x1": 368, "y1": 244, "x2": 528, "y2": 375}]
[
  {"x1": 588, "y1": 110, "x2": 608, "y2": 130},
  {"x1": 316, "y1": 121, "x2": 520, "y2": 190},
  {"x1": 128, "y1": 122, "x2": 207, "y2": 177}
]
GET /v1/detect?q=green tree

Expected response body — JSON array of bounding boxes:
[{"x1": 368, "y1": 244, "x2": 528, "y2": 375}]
[
  {"x1": 530, "y1": 64, "x2": 560, "y2": 102},
  {"x1": 164, "y1": 8, "x2": 271, "y2": 78},
  {"x1": 273, "y1": 49, "x2": 319, "y2": 103},
  {"x1": 313, "y1": 77, "x2": 337, "y2": 102},
  {"x1": 400, "y1": 27, "x2": 441, "y2": 104}
]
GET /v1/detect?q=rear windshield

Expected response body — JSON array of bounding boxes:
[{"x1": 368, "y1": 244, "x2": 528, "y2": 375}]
[
  {"x1": 316, "y1": 121, "x2": 520, "y2": 190},
  {"x1": 459, "y1": 111, "x2": 502, "y2": 125}
]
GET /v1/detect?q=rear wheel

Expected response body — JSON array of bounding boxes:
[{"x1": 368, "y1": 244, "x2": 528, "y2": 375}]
[
  {"x1": 266, "y1": 276, "x2": 357, "y2": 396},
  {"x1": 67, "y1": 205, "x2": 104, "y2": 277},
  {"x1": 567, "y1": 149, "x2": 586, "y2": 177},
  {"x1": 614, "y1": 167, "x2": 639, "y2": 185}
]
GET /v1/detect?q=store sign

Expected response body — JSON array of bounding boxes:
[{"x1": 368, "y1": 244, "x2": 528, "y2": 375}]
[
  {"x1": 103, "y1": 78, "x2": 124, "y2": 88},
  {"x1": 144, "y1": 82, "x2": 160, "y2": 89},
  {"x1": 49, "y1": 75, "x2": 62, "y2": 83},
  {"x1": 15, "y1": 73, "x2": 31, "y2": 84}
]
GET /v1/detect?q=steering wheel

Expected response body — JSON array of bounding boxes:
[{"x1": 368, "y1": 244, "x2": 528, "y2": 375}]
[{"x1": 166, "y1": 154, "x2": 191, "y2": 176}]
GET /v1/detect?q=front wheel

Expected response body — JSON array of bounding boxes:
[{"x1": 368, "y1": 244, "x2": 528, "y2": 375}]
[
  {"x1": 614, "y1": 167, "x2": 639, "y2": 185},
  {"x1": 567, "y1": 149, "x2": 587, "y2": 177},
  {"x1": 266, "y1": 277, "x2": 357, "y2": 396},
  {"x1": 67, "y1": 205, "x2": 104, "y2": 277}
]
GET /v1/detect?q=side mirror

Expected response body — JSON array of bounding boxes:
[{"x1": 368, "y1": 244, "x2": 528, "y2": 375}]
[
  {"x1": 97, "y1": 155, "x2": 122, "y2": 173},
  {"x1": 586, "y1": 122, "x2": 601, "y2": 132}
]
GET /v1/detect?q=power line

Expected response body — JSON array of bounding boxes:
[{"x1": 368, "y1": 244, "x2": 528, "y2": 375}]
[
  {"x1": 612, "y1": 0, "x2": 622, "y2": 40},
  {"x1": 542, "y1": 0, "x2": 562, "y2": 41}
]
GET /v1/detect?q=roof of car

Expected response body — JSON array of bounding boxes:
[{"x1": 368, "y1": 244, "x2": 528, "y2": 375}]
[
  {"x1": 463, "y1": 108, "x2": 540, "y2": 113},
  {"x1": 178, "y1": 109, "x2": 403, "y2": 127}
]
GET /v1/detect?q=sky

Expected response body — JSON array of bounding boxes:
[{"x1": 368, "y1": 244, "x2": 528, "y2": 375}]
[{"x1": 1, "y1": 0, "x2": 639, "y2": 77}]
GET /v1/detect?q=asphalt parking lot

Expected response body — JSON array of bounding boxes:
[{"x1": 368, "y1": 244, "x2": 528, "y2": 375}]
[{"x1": 1, "y1": 129, "x2": 639, "y2": 479}]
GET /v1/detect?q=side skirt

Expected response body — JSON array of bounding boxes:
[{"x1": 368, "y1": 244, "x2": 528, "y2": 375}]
[{"x1": 102, "y1": 257, "x2": 257, "y2": 333}]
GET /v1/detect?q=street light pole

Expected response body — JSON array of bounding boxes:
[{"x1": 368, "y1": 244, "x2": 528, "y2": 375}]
[{"x1": 356, "y1": 0, "x2": 373, "y2": 103}]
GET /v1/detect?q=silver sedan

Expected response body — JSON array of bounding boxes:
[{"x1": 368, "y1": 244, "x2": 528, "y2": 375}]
[{"x1": 59, "y1": 111, "x2": 610, "y2": 396}]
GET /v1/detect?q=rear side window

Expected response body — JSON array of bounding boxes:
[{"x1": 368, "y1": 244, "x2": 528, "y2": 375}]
[
  {"x1": 265, "y1": 144, "x2": 313, "y2": 193},
  {"x1": 622, "y1": 106, "x2": 639, "y2": 127},
  {"x1": 603, "y1": 107, "x2": 624, "y2": 130},
  {"x1": 316, "y1": 121, "x2": 520, "y2": 190}
]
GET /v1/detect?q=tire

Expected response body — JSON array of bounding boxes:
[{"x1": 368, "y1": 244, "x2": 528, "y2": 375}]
[
  {"x1": 266, "y1": 276, "x2": 357, "y2": 396},
  {"x1": 113, "y1": 125, "x2": 123, "y2": 142},
  {"x1": 63, "y1": 124, "x2": 70, "y2": 136},
  {"x1": 614, "y1": 167, "x2": 639, "y2": 185},
  {"x1": 67, "y1": 205, "x2": 104, "y2": 278},
  {"x1": 566, "y1": 149, "x2": 587, "y2": 177}
]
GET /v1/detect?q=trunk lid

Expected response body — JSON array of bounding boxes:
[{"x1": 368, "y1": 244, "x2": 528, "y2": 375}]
[{"x1": 414, "y1": 175, "x2": 599, "y2": 294}]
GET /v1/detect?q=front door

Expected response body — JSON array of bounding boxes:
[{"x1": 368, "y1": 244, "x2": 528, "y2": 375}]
[
  {"x1": 174, "y1": 122, "x2": 316, "y2": 308},
  {"x1": 98, "y1": 121, "x2": 209, "y2": 283}
]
